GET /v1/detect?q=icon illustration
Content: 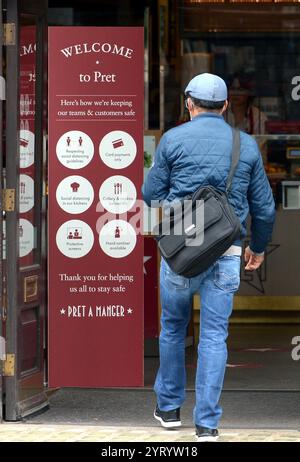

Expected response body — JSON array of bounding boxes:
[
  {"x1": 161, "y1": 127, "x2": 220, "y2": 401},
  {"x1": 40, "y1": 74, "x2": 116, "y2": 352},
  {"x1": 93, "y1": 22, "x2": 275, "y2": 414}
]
[
  {"x1": 70, "y1": 182, "x2": 80, "y2": 193},
  {"x1": 67, "y1": 227, "x2": 82, "y2": 240},
  {"x1": 114, "y1": 182, "x2": 123, "y2": 195},
  {"x1": 114, "y1": 226, "x2": 121, "y2": 239},
  {"x1": 20, "y1": 182, "x2": 26, "y2": 194},
  {"x1": 112, "y1": 138, "x2": 124, "y2": 149},
  {"x1": 20, "y1": 137, "x2": 29, "y2": 148},
  {"x1": 57, "y1": 131, "x2": 94, "y2": 169}
]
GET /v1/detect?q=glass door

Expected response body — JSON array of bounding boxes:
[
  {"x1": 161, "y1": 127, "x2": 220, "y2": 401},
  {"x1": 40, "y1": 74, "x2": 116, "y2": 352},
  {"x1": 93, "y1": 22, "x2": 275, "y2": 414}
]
[
  {"x1": 160, "y1": 1, "x2": 300, "y2": 392},
  {"x1": 3, "y1": 0, "x2": 48, "y2": 420}
]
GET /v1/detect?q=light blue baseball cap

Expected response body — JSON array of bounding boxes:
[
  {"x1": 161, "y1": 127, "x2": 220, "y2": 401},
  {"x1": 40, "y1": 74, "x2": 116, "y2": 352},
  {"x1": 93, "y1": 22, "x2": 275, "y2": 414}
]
[{"x1": 185, "y1": 73, "x2": 228, "y2": 102}]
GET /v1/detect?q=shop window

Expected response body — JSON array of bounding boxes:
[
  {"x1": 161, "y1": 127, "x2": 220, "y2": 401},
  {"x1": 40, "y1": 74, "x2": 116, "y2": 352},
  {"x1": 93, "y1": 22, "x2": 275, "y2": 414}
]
[{"x1": 161, "y1": 2, "x2": 300, "y2": 204}]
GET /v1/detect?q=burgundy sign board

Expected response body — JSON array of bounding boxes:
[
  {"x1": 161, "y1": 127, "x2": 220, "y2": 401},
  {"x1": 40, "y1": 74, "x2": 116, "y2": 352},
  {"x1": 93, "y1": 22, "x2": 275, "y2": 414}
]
[{"x1": 48, "y1": 27, "x2": 144, "y2": 387}]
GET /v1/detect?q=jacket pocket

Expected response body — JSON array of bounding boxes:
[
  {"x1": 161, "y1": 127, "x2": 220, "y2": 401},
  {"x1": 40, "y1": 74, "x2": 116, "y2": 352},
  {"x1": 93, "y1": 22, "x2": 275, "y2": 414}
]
[{"x1": 213, "y1": 256, "x2": 240, "y2": 292}]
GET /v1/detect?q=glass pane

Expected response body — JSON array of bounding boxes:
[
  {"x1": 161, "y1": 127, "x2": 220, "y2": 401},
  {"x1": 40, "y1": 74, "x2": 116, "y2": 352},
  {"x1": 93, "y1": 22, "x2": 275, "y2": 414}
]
[
  {"x1": 19, "y1": 18, "x2": 37, "y2": 267},
  {"x1": 161, "y1": 4, "x2": 300, "y2": 131}
]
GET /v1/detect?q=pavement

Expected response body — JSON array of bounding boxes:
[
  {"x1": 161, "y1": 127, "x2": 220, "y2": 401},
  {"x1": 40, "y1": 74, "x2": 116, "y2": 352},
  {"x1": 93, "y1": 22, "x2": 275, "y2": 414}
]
[
  {"x1": 0, "y1": 388, "x2": 300, "y2": 442},
  {"x1": 0, "y1": 423, "x2": 300, "y2": 442}
]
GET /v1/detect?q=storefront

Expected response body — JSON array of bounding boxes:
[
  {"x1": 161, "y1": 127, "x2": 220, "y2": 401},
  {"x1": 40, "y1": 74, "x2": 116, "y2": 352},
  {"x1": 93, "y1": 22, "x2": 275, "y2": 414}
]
[{"x1": 0, "y1": 0, "x2": 299, "y2": 421}]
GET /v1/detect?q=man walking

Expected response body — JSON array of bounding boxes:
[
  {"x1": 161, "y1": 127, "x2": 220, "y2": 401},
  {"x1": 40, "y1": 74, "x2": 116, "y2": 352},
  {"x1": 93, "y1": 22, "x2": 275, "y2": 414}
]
[{"x1": 142, "y1": 73, "x2": 275, "y2": 442}]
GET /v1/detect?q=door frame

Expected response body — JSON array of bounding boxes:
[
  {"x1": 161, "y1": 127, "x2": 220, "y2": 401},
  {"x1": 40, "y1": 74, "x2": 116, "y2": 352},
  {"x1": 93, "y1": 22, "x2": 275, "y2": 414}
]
[
  {"x1": 0, "y1": 0, "x2": 3, "y2": 422},
  {"x1": 5, "y1": 0, "x2": 20, "y2": 421}
]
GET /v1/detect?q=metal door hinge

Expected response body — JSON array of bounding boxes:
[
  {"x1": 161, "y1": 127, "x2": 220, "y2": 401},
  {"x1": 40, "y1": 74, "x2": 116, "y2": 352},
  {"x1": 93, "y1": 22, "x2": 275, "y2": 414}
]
[
  {"x1": 3, "y1": 189, "x2": 15, "y2": 212},
  {"x1": 3, "y1": 23, "x2": 16, "y2": 46},
  {"x1": 2, "y1": 353, "x2": 15, "y2": 376}
]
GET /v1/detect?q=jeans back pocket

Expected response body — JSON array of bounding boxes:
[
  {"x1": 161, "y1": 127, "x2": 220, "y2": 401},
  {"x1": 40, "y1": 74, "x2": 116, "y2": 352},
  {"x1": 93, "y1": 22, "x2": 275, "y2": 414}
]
[{"x1": 214, "y1": 256, "x2": 240, "y2": 292}]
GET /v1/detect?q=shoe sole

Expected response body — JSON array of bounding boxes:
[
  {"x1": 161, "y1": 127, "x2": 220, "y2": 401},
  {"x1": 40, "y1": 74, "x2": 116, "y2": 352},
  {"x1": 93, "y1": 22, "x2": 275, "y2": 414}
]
[
  {"x1": 154, "y1": 411, "x2": 182, "y2": 428},
  {"x1": 195, "y1": 435, "x2": 219, "y2": 442}
]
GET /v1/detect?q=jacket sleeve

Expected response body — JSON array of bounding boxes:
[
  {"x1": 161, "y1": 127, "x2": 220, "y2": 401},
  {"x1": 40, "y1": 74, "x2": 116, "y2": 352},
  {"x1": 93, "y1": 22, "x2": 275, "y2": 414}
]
[
  {"x1": 247, "y1": 144, "x2": 276, "y2": 253},
  {"x1": 142, "y1": 134, "x2": 171, "y2": 207}
]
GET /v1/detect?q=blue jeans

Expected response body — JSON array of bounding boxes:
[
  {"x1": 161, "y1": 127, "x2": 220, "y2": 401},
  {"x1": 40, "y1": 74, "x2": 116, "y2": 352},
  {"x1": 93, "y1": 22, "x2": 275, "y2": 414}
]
[{"x1": 154, "y1": 256, "x2": 241, "y2": 429}]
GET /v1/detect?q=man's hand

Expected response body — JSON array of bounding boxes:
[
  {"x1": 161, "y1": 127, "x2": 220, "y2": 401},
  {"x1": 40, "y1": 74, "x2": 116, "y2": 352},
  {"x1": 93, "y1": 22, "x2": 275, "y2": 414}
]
[{"x1": 244, "y1": 246, "x2": 264, "y2": 271}]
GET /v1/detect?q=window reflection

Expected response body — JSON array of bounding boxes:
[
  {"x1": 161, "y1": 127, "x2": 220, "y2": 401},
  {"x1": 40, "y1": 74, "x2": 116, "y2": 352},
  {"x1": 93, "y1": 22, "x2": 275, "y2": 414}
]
[{"x1": 19, "y1": 21, "x2": 37, "y2": 266}]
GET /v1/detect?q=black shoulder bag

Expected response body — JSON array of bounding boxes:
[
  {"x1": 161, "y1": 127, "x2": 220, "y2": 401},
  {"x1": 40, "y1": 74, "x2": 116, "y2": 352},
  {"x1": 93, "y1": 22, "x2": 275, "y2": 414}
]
[{"x1": 154, "y1": 128, "x2": 242, "y2": 278}]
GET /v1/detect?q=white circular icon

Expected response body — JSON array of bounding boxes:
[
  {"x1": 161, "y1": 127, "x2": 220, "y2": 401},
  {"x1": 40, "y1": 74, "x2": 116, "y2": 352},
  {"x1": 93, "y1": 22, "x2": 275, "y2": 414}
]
[
  {"x1": 56, "y1": 175, "x2": 94, "y2": 214},
  {"x1": 99, "y1": 176, "x2": 137, "y2": 214},
  {"x1": 19, "y1": 218, "x2": 34, "y2": 257},
  {"x1": 99, "y1": 220, "x2": 137, "y2": 258},
  {"x1": 20, "y1": 129, "x2": 35, "y2": 168},
  {"x1": 56, "y1": 130, "x2": 94, "y2": 169},
  {"x1": 56, "y1": 220, "x2": 94, "y2": 258},
  {"x1": 99, "y1": 130, "x2": 137, "y2": 169},
  {"x1": 20, "y1": 174, "x2": 34, "y2": 213}
]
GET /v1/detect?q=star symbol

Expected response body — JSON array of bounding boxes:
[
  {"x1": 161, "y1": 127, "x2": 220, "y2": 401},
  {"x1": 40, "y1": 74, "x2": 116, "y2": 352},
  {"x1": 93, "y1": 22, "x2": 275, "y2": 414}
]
[
  {"x1": 60, "y1": 308, "x2": 66, "y2": 315},
  {"x1": 127, "y1": 308, "x2": 133, "y2": 314},
  {"x1": 143, "y1": 256, "x2": 152, "y2": 275}
]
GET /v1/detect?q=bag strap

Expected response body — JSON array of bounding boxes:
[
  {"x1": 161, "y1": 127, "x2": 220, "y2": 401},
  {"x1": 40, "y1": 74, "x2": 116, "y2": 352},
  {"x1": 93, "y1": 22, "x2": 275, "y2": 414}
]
[{"x1": 225, "y1": 127, "x2": 240, "y2": 194}]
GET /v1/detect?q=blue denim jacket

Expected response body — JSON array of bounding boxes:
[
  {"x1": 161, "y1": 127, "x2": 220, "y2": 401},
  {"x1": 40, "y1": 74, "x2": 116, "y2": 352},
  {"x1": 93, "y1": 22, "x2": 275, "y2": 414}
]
[{"x1": 142, "y1": 112, "x2": 275, "y2": 253}]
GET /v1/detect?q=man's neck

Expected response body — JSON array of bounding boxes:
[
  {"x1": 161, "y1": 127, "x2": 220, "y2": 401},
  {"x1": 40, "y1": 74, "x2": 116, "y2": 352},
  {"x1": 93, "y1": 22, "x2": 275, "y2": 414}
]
[{"x1": 191, "y1": 108, "x2": 222, "y2": 118}]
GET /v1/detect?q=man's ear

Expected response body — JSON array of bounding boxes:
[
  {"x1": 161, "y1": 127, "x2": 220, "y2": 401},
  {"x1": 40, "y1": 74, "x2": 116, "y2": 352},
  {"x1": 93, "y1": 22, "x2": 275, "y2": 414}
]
[
  {"x1": 186, "y1": 97, "x2": 193, "y2": 111},
  {"x1": 221, "y1": 100, "x2": 228, "y2": 114}
]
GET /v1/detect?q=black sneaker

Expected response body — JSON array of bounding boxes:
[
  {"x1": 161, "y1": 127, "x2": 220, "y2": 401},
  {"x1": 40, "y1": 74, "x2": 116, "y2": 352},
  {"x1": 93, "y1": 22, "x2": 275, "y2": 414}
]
[
  {"x1": 195, "y1": 425, "x2": 219, "y2": 442},
  {"x1": 154, "y1": 405, "x2": 181, "y2": 428}
]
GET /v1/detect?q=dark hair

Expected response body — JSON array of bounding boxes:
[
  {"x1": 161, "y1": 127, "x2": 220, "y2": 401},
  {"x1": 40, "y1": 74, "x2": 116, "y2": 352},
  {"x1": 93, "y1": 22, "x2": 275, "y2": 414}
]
[{"x1": 185, "y1": 93, "x2": 225, "y2": 110}]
